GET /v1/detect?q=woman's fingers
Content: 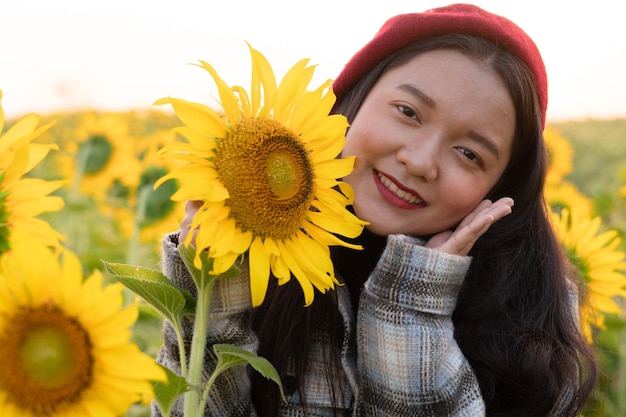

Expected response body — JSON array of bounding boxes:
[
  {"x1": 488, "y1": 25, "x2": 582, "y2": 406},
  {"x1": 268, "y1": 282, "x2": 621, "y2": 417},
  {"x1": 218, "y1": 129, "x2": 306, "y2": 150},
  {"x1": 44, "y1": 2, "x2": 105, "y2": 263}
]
[
  {"x1": 428, "y1": 197, "x2": 514, "y2": 256},
  {"x1": 179, "y1": 200, "x2": 203, "y2": 245}
]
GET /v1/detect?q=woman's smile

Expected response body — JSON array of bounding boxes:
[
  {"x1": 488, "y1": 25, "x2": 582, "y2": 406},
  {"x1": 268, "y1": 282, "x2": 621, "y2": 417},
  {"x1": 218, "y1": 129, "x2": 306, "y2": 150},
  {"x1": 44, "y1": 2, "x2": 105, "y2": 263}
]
[{"x1": 374, "y1": 170, "x2": 426, "y2": 209}]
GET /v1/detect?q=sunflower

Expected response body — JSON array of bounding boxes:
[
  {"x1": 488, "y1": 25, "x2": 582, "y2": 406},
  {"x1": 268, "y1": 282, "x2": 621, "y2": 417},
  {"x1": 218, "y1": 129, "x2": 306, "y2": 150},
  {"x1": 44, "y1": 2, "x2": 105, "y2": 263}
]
[
  {"x1": 550, "y1": 208, "x2": 626, "y2": 342},
  {"x1": 545, "y1": 181, "x2": 594, "y2": 219},
  {"x1": 106, "y1": 129, "x2": 184, "y2": 244},
  {"x1": 135, "y1": 165, "x2": 185, "y2": 243},
  {"x1": 61, "y1": 111, "x2": 142, "y2": 202},
  {"x1": 135, "y1": 128, "x2": 185, "y2": 240},
  {"x1": 0, "y1": 241, "x2": 166, "y2": 417},
  {"x1": 544, "y1": 127, "x2": 573, "y2": 187},
  {"x1": 0, "y1": 91, "x2": 65, "y2": 253},
  {"x1": 155, "y1": 44, "x2": 366, "y2": 306}
]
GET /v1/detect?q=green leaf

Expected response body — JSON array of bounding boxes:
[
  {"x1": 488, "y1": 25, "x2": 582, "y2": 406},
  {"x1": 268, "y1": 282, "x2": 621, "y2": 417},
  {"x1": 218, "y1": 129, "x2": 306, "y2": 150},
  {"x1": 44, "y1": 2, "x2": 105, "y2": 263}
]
[
  {"x1": 178, "y1": 244, "x2": 240, "y2": 290},
  {"x1": 102, "y1": 261, "x2": 170, "y2": 283},
  {"x1": 102, "y1": 261, "x2": 196, "y2": 323},
  {"x1": 153, "y1": 366, "x2": 190, "y2": 417},
  {"x1": 213, "y1": 344, "x2": 285, "y2": 402}
]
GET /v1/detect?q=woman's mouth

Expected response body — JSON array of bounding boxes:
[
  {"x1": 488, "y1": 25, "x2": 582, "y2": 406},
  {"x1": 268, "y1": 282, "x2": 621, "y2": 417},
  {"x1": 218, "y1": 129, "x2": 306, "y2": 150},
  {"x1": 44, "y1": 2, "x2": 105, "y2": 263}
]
[{"x1": 374, "y1": 171, "x2": 425, "y2": 208}]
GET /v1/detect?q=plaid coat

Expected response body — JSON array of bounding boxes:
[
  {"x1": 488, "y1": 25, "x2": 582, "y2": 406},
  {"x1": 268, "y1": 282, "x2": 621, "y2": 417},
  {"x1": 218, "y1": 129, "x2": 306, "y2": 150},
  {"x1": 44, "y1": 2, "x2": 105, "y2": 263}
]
[{"x1": 153, "y1": 233, "x2": 485, "y2": 416}]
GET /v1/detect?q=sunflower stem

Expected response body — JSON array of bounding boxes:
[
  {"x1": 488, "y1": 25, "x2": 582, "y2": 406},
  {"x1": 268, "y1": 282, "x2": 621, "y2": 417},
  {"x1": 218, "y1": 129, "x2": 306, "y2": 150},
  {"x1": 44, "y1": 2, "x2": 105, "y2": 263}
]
[
  {"x1": 197, "y1": 368, "x2": 220, "y2": 416},
  {"x1": 183, "y1": 278, "x2": 215, "y2": 417},
  {"x1": 70, "y1": 139, "x2": 91, "y2": 199},
  {"x1": 174, "y1": 324, "x2": 188, "y2": 378},
  {"x1": 127, "y1": 185, "x2": 150, "y2": 265}
]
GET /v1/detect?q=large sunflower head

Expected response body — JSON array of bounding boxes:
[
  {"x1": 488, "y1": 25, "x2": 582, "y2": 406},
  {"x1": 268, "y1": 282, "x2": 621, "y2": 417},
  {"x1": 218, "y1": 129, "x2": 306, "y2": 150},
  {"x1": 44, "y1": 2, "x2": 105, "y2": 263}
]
[
  {"x1": 0, "y1": 91, "x2": 65, "y2": 254},
  {"x1": 550, "y1": 208, "x2": 626, "y2": 342},
  {"x1": 0, "y1": 241, "x2": 166, "y2": 416},
  {"x1": 155, "y1": 44, "x2": 367, "y2": 306}
]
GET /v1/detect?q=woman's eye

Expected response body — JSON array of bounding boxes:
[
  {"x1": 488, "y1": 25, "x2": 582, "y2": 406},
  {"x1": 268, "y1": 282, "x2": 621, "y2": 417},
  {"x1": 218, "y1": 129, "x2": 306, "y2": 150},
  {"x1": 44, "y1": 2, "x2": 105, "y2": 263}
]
[
  {"x1": 458, "y1": 148, "x2": 481, "y2": 164},
  {"x1": 397, "y1": 105, "x2": 419, "y2": 120}
]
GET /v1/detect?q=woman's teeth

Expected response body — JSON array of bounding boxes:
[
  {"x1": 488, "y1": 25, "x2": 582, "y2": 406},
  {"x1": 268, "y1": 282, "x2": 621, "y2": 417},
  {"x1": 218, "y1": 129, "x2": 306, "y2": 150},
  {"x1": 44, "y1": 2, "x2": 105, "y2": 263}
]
[{"x1": 377, "y1": 172, "x2": 423, "y2": 204}]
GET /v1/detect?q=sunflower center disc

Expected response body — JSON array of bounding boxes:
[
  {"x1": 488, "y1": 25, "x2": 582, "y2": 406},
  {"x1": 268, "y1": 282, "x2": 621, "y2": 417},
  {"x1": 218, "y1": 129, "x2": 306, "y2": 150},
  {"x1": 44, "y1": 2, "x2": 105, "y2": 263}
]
[
  {"x1": 0, "y1": 305, "x2": 93, "y2": 413},
  {"x1": 265, "y1": 151, "x2": 301, "y2": 200},
  {"x1": 21, "y1": 326, "x2": 78, "y2": 387},
  {"x1": 79, "y1": 134, "x2": 113, "y2": 175},
  {"x1": 217, "y1": 118, "x2": 314, "y2": 239}
]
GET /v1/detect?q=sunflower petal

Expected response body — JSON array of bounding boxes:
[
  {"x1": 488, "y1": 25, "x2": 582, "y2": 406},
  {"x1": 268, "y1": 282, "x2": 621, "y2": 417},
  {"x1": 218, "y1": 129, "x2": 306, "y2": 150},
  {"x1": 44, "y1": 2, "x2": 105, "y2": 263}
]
[
  {"x1": 195, "y1": 60, "x2": 242, "y2": 123},
  {"x1": 275, "y1": 58, "x2": 314, "y2": 120},
  {"x1": 249, "y1": 237, "x2": 271, "y2": 307},
  {"x1": 155, "y1": 97, "x2": 227, "y2": 138},
  {"x1": 247, "y1": 43, "x2": 277, "y2": 116}
]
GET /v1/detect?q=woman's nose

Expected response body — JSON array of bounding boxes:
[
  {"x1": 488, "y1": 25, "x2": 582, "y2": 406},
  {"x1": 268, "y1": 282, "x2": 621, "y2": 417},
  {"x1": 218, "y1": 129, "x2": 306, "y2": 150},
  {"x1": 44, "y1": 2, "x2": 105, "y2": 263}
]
[{"x1": 396, "y1": 137, "x2": 439, "y2": 182}]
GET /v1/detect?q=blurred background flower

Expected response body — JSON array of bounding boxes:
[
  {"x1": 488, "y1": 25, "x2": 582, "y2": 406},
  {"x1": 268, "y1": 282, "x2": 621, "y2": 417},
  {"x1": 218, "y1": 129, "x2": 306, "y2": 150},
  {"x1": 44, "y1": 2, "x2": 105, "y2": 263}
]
[
  {"x1": 60, "y1": 111, "x2": 142, "y2": 201},
  {"x1": 544, "y1": 122, "x2": 626, "y2": 416},
  {"x1": 550, "y1": 208, "x2": 626, "y2": 341}
]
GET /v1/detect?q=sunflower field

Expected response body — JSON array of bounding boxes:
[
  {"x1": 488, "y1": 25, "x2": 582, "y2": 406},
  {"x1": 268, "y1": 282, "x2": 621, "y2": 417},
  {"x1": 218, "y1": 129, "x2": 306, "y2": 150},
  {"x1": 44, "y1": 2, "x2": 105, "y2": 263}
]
[{"x1": 1, "y1": 86, "x2": 625, "y2": 416}]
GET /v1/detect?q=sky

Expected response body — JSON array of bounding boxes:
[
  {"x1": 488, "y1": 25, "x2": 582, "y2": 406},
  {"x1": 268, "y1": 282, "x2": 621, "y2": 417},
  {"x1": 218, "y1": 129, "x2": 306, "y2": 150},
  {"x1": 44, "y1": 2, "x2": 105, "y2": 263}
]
[{"x1": 1, "y1": 0, "x2": 625, "y2": 122}]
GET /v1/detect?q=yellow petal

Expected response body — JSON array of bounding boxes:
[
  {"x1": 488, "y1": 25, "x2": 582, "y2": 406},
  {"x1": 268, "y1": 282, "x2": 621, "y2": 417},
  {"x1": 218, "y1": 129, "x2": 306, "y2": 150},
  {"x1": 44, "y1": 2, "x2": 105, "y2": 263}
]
[
  {"x1": 211, "y1": 251, "x2": 240, "y2": 275},
  {"x1": 155, "y1": 97, "x2": 227, "y2": 138},
  {"x1": 173, "y1": 126, "x2": 219, "y2": 153},
  {"x1": 276, "y1": 241, "x2": 315, "y2": 306},
  {"x1": 247, "y1": 43, "x2": 277, "y2": 116},
  {"x1": 249, "y1": 237, "x2": 271, "y2": 306},
  {"x1": 275, "y1": 58, "x2": 314, "y2": 120},
  {"x1": 314, "y1": 157, "x2": 356, "y2": 180},
  {"x1": 289, "y1": 81, "x2": 335, "y2": 133},
  {"x1": 195, "y1": 59, "x2": 242, "y2": 124},
  {"x1": 308, "y1": 209, "x2": 366, "y2": 239},
  {"x1": 25, "y1": 141, "x2": 57, "y2": 173},
  {"x1": 0, "y1": 113, "x2": 39, "y2": 153}
]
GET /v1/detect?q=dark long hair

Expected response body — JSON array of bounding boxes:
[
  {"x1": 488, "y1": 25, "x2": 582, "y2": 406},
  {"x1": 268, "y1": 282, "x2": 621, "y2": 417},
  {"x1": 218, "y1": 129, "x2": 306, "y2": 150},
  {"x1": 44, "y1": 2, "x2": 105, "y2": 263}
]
[{"x1": 251, "y1": 34, "x2": 597, "y2": 416}]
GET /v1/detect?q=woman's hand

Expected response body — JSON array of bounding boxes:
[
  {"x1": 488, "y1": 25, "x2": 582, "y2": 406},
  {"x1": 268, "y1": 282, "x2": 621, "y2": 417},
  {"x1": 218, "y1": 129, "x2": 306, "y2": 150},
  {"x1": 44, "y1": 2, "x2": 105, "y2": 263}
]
[
  {"x1": 425, "y1": 197, "x2": 514, "y2": 256},
  {"x1": 179, "y1": 200, "x2": 203, "y2": 246}
]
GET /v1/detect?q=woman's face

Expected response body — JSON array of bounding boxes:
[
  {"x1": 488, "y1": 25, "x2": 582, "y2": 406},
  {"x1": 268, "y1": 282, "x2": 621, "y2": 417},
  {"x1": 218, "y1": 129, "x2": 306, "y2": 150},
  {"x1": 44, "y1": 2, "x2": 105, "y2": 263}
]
[{"x1": 342, "y1": 49, "x2": 515, "y2": 237}]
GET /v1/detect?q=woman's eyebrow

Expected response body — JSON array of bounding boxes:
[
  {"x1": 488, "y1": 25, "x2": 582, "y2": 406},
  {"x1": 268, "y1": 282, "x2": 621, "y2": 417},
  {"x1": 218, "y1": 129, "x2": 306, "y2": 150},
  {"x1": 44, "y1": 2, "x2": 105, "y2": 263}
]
[
  {"x1": 397, "y1": 84, "x2": 436, "y2": 108},
  {"x1": 468, "y1": 131, "x2": 500, "y2": 159}
]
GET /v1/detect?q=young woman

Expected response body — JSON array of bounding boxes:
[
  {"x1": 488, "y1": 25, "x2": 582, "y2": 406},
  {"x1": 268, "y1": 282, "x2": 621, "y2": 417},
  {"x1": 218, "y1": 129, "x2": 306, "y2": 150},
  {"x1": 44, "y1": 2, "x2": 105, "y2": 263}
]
[{"x1": 154, "y1": 4, "x2": 597, "y2": 416}]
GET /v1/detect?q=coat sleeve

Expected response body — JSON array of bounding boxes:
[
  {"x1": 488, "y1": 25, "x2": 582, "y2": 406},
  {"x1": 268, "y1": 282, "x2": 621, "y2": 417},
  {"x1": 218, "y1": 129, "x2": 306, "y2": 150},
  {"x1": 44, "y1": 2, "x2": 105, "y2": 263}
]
[
  {"x1": 151, "y1": 233, "x2": 258, "y2": 417},
  {"x1": 356, "y1": 234, "x2": 486, "y2": 416}
]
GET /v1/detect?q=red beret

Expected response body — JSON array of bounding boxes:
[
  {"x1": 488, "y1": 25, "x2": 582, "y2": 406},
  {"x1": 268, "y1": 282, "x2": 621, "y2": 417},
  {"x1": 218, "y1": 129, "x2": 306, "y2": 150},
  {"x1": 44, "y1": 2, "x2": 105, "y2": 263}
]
[{"x1": 333, "y1": 3, "x2": 548, "y2": 128}]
